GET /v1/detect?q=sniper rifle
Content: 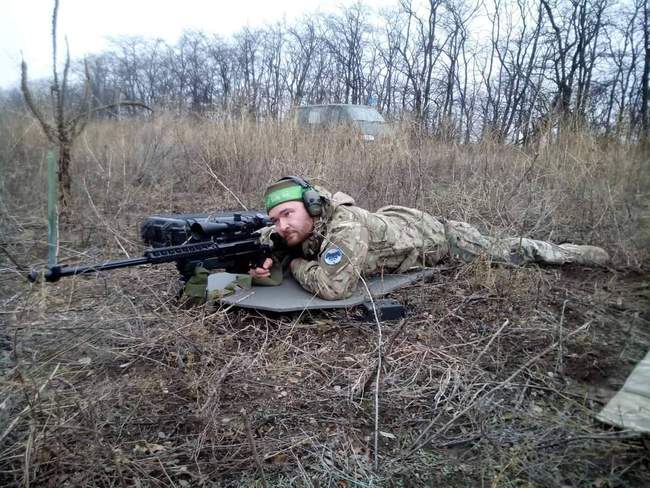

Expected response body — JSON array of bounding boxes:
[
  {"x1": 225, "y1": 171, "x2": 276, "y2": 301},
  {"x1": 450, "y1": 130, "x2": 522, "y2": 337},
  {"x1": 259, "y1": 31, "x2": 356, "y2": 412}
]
[{"x1": 28, "y1": 212, "x2": 273, "y2": 283}]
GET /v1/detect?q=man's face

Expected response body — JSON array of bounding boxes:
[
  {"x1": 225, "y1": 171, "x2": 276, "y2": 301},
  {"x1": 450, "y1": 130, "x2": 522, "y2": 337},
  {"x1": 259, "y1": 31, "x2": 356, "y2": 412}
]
[{"x1": 268, "y1": 201, "x2": 314, "y2": 247}]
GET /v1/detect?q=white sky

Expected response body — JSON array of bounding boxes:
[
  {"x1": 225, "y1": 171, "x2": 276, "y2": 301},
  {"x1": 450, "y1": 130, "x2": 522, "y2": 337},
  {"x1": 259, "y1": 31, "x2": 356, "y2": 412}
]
[{"x1": 0, "y1": 0, "x2": 396, "y2": 89}]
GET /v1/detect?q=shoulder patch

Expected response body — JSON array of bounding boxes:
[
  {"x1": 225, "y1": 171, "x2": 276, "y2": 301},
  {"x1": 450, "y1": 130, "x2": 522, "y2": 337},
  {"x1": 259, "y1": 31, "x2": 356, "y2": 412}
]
[{"x1": 323, "y1": 246, "x2": 343, "y2": 265}]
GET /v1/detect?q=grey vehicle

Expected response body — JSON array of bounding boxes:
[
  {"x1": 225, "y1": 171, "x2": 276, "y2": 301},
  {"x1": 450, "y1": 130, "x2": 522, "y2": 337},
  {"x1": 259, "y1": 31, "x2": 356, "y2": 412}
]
[{"x1": 295, "y1": 104, "x2": 387, "y2": 141}]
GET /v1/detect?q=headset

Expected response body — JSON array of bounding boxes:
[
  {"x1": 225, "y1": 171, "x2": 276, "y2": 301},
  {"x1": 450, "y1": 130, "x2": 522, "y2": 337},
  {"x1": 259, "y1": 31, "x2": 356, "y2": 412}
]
[{"x1": 277, "y1": 175, "x2": 323, "y2": 217}]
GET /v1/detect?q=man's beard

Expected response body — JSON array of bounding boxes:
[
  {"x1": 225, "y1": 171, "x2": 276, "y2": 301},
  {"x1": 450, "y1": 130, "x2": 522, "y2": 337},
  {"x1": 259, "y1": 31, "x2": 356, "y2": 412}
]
[
  {"x1": 283, "y1": 229, "x2": 305, "y2": 247},
  {"x1": 284, "y1": 231, "x2": 299, "y2": 244}
]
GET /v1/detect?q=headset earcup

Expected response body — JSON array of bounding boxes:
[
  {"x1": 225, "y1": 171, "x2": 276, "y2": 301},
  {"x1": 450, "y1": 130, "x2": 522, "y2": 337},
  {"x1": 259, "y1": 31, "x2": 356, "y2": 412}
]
[{"x1": 303, "y1": 189, "x2": 322, "y2": 216}]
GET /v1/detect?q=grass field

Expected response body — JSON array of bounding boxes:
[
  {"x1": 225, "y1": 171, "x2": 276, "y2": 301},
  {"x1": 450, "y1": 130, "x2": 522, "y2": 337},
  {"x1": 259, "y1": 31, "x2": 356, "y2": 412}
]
[{"x1": 1, "y1": 113, "x2": 649, "y2": 486}]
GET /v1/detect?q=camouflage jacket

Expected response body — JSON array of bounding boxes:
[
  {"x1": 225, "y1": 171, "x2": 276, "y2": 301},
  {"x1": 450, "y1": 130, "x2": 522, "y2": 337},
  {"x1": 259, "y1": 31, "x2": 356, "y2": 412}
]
[{"x1": 259, "y1": 189, "x2": 450, "y2": 300}]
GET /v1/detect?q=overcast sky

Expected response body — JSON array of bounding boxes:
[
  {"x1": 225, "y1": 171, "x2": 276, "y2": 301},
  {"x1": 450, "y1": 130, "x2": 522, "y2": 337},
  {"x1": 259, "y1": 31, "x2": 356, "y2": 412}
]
[{"x1": 1, "y1": 0, "x2": 395, "y2": 89}]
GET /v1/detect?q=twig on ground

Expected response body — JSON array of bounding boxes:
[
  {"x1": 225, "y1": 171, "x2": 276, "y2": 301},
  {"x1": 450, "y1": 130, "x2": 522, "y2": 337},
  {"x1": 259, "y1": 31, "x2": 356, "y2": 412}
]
[
  {"x1": 536, "y1": 431, "x2": 641, "y2": 449},
  {"x1": 0, "y1": 363, "x2": 61, "y2": 444},
  {"x1": 242, "y1": 409, "x2": 269, "y2": 488},
  {"x1": 0, "y1": 245, "x2": 26, "y2": 271},
  {"x1": 555, "y1": 299, "x2": 569, "y2": 374}
]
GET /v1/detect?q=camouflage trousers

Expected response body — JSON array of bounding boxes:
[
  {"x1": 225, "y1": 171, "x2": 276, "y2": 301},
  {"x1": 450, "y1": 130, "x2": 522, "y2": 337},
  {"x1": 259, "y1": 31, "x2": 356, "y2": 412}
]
[{"x1": 442, "y1": 220, "x2": 610, "y2": 267}]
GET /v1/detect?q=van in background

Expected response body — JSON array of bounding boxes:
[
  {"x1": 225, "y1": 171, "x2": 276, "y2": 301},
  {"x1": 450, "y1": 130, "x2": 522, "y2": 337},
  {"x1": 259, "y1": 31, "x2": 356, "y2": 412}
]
[{"x1": 295, "y1": 104, "x2": 387, "y2": 141}]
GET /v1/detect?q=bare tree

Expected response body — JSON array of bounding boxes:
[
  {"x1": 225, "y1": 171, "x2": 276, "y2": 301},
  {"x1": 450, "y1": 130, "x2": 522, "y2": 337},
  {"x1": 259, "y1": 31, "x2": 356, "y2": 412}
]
[
  {"x1": 323, "y1": 4, "x2": 372, "y2": 104},
  {"x1": 21, "y1": 0, "x2": 150, "y2": 214},
  {"x1": 376, "y1": 9, "x2": 405, "y2": 115},
  {"x1": 233, "y1": 27, "x2": 264, "y2": 116},
  {"x1": 438, "y1": 0, "x2": 478, "y2": 140},
  {"x1": 603, "y1": 0, "x2": 640, "y2": 136},
  {"x1": 540, "y1": 0, "x2": 609, "y2": 131},
  {"x1": 283, "y1": 19, "x2": 320, "y2": 106},
  {"x1": 397, "y1": 0, "x2": 444, "y2": 127},
  {"x1": 480, "y1": 0, "x2": 545, "y2": 143},
  {"x1": 175, "y1": 31, "x2": 213, "y2": 112},
  {"x1": 641, "y1": 0, "x2": 650, "y2": 141},
  {"x1": 207, "y1": 36, "x2": 235, "y2": 112},
  {"x1": 261, "y1": 23, "x2": 285, "y2": 119}
]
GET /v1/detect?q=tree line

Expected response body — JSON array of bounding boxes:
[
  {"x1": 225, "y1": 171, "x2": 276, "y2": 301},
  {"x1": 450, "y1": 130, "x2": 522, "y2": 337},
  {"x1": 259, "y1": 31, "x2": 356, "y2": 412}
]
[{"x1": 7, "y1": 0, "x2": 650, "y2": 144}]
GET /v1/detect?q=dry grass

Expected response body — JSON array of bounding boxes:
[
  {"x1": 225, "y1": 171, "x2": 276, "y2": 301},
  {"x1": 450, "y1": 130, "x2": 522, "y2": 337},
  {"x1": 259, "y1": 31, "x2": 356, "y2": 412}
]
[{"x1": 1, "y1": 113, "x2": 649, "y2": 486}]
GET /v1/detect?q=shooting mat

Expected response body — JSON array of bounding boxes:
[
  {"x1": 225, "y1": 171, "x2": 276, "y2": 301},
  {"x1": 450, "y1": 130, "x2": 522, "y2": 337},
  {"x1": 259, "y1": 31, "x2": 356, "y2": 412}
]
[{"x1": 209, "y1": 269, "x2": 437, "y2": 312}]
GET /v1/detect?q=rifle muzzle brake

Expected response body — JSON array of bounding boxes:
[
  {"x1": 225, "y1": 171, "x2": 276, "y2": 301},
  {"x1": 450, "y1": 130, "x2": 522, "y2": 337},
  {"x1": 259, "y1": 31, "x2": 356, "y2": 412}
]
[{"x1": 27, "y1": 266, "x2": 62, "y2": 283}]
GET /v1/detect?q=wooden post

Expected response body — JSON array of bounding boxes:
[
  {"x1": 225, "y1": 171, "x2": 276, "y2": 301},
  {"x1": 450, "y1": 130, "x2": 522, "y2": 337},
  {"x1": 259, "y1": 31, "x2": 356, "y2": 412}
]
[{"x1": 47, "y1": 148, "x2": 59, "y2": 267}]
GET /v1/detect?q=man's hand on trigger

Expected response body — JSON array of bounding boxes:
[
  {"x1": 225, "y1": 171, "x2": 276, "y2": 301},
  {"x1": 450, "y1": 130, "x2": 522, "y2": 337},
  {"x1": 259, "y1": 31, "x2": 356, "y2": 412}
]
[{"x1": 249, "y1": 257, "x2": 274, "y2": 279}]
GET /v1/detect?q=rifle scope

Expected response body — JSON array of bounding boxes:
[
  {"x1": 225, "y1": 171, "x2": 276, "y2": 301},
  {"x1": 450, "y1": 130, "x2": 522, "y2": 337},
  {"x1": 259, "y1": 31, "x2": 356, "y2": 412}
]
[{"x1": 190, "y1": 221, "x2": 229, "y2": 240}]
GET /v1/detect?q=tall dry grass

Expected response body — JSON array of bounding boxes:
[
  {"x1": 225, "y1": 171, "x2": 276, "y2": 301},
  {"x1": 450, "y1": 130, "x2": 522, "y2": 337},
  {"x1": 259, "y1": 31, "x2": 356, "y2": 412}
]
[
  {"x1": 1, "y1": 111, "x2": 649, "y2": 486},
  {"x1": 1, "y1": 111, "x2": 647, "y2": 266}
]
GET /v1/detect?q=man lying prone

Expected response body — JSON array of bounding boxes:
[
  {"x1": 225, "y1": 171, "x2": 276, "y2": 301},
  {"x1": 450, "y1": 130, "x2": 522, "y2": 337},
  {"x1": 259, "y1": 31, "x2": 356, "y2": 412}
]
[{"x1": 249, "y1": 176, "x2": 609, "y2": 300}]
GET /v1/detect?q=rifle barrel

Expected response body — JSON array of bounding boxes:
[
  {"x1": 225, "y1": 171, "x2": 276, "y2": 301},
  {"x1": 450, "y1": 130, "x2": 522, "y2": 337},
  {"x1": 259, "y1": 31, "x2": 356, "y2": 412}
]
[{"x1": 28, "y1": 237, "x2": 269, "y2": 283}]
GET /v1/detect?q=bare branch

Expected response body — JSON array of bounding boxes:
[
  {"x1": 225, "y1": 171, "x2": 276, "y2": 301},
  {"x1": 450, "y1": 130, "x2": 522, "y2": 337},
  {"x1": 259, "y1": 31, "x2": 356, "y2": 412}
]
[
  {"x1": 69, "y1": 101, "x2": 153, "y2": 139},
  {"x1": 20, "y1": 60, "x2": 56, "y2": 143}
]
